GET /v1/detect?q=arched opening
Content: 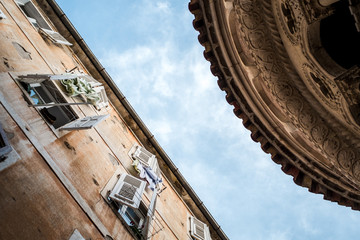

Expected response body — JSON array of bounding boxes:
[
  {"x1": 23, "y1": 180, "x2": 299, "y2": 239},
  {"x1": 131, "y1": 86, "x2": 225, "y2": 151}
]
[{"x1": 320, "y1": 1, "x2": 360, "y2": 69}]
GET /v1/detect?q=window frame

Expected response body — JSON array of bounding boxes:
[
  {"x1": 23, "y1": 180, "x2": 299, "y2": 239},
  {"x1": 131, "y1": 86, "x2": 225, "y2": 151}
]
[
  {"x1": 18, "y1": 78, "x2": 79, "y2": 130},
  {"x1": 14, "y1": 0, "x2": 72, "y2": 45},
  {"x1": 190, "y1": 216, "x2": 211, "y2": 240}
]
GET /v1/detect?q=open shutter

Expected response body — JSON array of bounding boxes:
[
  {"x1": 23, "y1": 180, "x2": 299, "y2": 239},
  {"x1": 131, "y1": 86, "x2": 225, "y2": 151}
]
[
  {"x1": 78, "y1": 75, "x2": 102, "y2": 88},
  {"x1": 109, "y1": 174, "x2": 146, "y2": 209},
  {"x1": 60, "y1": 114, "x2": 108, "y2": 130},
  {"x1": 93, "y1": 86, "x2": 108, "y2": 109},
  {"x1": 132, "y1": 146, "x2": 156, "y2": 168},
  {"x1": 19, "y1": 74, "x2": 78, "y2": 83},
  {"x1": 18, "y1": 74, "x2": 51, "y2": 83},
  {"x1": 190, "y1": 216, "x2": 210, "y2": 240},
  {"x1": 151, "y1": 160, "x2": 161, "y2": 179},
  {"x1": 39, "y1": 28, "x2": 72, "y2": 46},
  {"x1": 50, "y1": 74, "x2": 79, "y2": 80}
]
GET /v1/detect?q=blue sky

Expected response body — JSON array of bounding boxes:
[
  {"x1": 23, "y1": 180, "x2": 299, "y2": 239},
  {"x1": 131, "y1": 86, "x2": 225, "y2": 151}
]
[{"x1": 56, "y1": 1, "x2": 360, "y2": 239}]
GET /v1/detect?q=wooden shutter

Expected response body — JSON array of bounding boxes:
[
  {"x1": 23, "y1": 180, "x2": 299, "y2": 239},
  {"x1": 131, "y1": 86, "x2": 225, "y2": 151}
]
[
  {"x1": 132, "y1": 146, "x2": 156, "y2": 168},
  {"x1": 78, "y1": 75, "x2": 102, "y2": 88},
  {"x1": 60, "y1": 114, "x2": 108, "y2": 130},
  {"x1": 18, "y1": 74, "x2": 51, "y2": 83},
  {"x1": 39, "y1": 28, "x2": 72, "y2": 46},
  {"x1": 190, "y1": 216, "x2": 211, "y2": 240},
  {"x1": 93, "y1": 86, "x2": 108, "y2": 109},
  {"x1": 151, "y1": 160, "x2": 161, "y2": 179},
  {"x1": 19, "y1": 74, "x2": 78, "y2": 83},
  {"x1": 109, "y1": 174, "x2": 146, "y2": 209},
  {"x1": 50, "y1": 74, "x2": 79, "y2": 80}
]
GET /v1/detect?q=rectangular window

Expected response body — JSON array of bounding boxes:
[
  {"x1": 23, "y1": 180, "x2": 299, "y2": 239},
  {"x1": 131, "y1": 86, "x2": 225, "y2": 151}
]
[
  {"x1": 190, "y1": 216, "x2": 211, "y2": 240},
  {"x1": 15, "y1": 0, "x2": 72, "y2": 45},
  {"x1": 18, "y1": 74, "x2": 109, "y2": 131},
  {"x1": 0, "y1": 9, "x2": 7, "y2": 20},
  {"x1": 19, "y1": 79, "x2": 78, "y2": 129},
  {"x1": 0, "y1": 123, "x2": 12, "y2": 160}
]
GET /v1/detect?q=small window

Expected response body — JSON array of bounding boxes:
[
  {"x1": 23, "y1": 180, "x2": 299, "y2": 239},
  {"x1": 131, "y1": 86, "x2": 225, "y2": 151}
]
[
  {"x1": 15, "y1": 0, "x2": 71, "y2": 45},
  {"x1": 132, "y1": 145, "x2": 156, "y2": 169},
  {"x1": 18, "y1": 74, "x2": 109, "y2": 130},
  {"x1": 19, "y1": 76, "x2": 78, "y2": 129},
  {"x1": 0, "y1": 123, "x2": 20, "y2": 172},
  {"x1": 0, "y1": 123, "x2": 12, "y2": 161},
  {"x1": 109, "y1": 173, "x2": 146, "y2": 209},
  {"x1": 68, "y1": 229, "x2": 85, "y2": 240},
  {"x1": 0, "y1": 9, "x2": 7, "y2": 20},
  {"x1": 190, "y1": 216, "x2": 211, "y2": 240},
  {"x1": 116, "y1": 202, "x2": 147, "y2": 239}
]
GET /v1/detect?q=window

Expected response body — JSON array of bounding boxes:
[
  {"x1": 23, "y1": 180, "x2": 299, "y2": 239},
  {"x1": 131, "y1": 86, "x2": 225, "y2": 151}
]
[
  {"x1": 116, "y1": 202, "x2": 147, "y2": 239},
  {"x1": 131, "y1": 145, "x2": 161, "y2": 178},
  {"x1": 102, "y1": 170, "x2": 164, "y2": 240},
  {"x1": 0, "y1": 123, "x2": 20, "y2": 172},
  {"x1": 68, "y1": 229, "x2": 85, "y2": 240},
  {"x1": 15, "y1": 0, "x2": 71, "y2": 45},
  {"x1": 0, "y1": 9, "x2": 6, "y2": 20},
  {"x1": 109, "y1": 173, "x2": 146, "y2": 209},
  {"x1": 18, "y1": 74, "x2": 108, "y2": 130},
  {"x1": 190, "y1": 216, "x2": 211, "y2": 240},
  {"x1": 0, "y1": 123, "x2": 12, "y2": 161}
]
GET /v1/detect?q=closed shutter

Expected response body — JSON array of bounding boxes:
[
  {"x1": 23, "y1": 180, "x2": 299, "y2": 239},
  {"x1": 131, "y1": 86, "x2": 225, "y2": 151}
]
[
  {"x1": 39, "y1": 28, "x2": 72, "y2": 46},
  {"x1": 60, "y1": 114, "x2": 108, "y2": 130},
  {"x1": 132, "y1": 146, "x2": 156, "y2": 168},
  {"x1": 109, "y1": 174, "x2": 146, "y2": 209},
  {"x1": 190, "y1": 216, "x2": 211, "y2": 240}
]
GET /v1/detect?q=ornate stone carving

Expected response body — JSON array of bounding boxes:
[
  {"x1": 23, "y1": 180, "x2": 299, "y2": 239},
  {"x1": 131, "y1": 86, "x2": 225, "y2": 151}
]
[
  {"x1": 234, "y1": 0, "x2": 359, "y2": 185},
  {"x1": 335, "y1": 66, "x2": 360, "y2": 125},
  {"x1": 276, "y1": 0, "x2": 303, "y2": 44},
  {"x1": 299, "y1": 0, "x2": 335, "y2": 24},
  {"x1": 302, "y1": 64, "x2": 339, "y2": 110},
  {"x1": 338, "y1": 149, "x2": 356, "y2": 171}
]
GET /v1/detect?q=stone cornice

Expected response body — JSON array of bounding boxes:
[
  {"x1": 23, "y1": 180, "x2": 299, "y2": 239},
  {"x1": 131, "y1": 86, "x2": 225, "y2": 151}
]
[{"x1": 189, "y1": 0, "x2": 360, "y2": 210}]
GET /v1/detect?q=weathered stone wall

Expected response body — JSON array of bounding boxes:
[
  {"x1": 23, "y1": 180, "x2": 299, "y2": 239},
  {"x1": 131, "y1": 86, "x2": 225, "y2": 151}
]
[{"x1": 0, "y1": 0, "x2": 196, "y2": 239}]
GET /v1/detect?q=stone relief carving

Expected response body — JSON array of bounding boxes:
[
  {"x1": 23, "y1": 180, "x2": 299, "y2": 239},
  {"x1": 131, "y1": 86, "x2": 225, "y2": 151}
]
[
  {"x1": 234, "y1": 0, "x2": 359, "y2": 183},
  {"x1": 299, "y1": 0, "x2": 335, "y2": 24},
  {"x1": 276, "y1": 0, "x2": 303, "y2": 44},
  {"x1": 335, "y1": 66, "x2": 360, "y2": 126},
  {"x1": 302, "y1": 64, "x2": 340, "y2": 110}
]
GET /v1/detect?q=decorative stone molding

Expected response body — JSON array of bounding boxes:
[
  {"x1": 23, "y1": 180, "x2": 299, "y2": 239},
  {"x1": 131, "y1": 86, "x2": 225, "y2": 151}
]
[{"x1": 189, "y1": 0, "x2": 360, "y2": 210}]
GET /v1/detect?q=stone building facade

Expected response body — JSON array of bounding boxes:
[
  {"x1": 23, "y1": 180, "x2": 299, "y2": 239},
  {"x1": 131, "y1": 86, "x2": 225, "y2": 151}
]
[
  {"x1": 189, "y1": 0, "x2": 360, "y2": 209},
  {"x1": 0, "y1": 0, "x2": 228, "y2": 239}
]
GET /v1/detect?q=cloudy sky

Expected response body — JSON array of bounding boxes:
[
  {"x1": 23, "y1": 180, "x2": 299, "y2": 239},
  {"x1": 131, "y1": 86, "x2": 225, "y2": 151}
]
[{"x1": 57, "y1": 1, "x2": 360, "y2": 239}]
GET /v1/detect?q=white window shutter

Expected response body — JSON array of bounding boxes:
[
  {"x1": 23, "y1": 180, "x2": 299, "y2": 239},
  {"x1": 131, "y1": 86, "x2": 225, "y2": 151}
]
[
  {"x1": 60, "y1": 114, "x2": 108, "y2": 130},
  {"x1": 109, "y1": 174, "x2": 146, "y2": 209},
  {"x1": 132, "y1": 146, "x2": 156, "y2": 168},
  {"x1": 151, "y1": 159, "x2": 161, "y2": 179},
  {"x1": 190, "y1": 216, "x2": 210, "y2": 240},
  {"x1": 50, "y1": 74, "x2": 79, "y2": 80},
  {"x1": 39, "y1": 28, "x2": 72, "y2": 46},
  {"x1": 93, "y1": 86, "x2": 108, "y2": 109},
  {"x1": 78, "y1": 75, "x2": 102, "y2": 88}
]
